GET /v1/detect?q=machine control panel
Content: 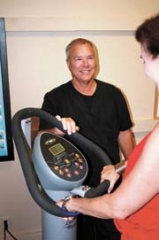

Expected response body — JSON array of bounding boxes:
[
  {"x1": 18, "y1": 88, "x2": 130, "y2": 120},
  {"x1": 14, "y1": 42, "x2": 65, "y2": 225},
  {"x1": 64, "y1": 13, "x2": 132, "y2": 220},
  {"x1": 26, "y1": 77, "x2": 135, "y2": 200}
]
[{"x1": 39, "y1": 132, "x2": 88, "y2": 182}]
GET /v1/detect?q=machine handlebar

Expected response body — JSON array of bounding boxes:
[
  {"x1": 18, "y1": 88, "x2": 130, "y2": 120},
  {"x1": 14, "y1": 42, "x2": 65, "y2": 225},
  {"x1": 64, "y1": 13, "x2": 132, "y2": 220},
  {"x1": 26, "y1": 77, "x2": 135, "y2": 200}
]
[{"x1": 12, "y1": 108, "x2": 112, "y2": 217}]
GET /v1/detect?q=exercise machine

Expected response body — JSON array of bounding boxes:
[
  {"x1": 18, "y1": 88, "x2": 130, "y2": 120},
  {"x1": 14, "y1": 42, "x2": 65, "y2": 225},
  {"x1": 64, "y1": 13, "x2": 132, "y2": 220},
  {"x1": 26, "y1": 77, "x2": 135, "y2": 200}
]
[{"x1": 12, "y1": 108, "x2": 112, "y2": 240}]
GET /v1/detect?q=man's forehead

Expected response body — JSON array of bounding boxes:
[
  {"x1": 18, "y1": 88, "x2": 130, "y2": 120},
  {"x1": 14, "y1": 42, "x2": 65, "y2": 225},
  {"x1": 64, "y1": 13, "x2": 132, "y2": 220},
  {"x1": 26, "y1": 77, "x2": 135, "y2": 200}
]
[{"x1": 70, "y1": 44, "x2": 95, "y2": 54}]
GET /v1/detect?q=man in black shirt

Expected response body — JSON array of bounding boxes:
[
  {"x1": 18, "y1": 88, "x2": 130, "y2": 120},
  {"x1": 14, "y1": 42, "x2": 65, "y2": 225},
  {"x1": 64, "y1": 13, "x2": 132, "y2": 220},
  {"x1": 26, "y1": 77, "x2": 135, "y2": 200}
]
[{"x1": 39, "y1": 38, "x2": 135, "y2": 240}]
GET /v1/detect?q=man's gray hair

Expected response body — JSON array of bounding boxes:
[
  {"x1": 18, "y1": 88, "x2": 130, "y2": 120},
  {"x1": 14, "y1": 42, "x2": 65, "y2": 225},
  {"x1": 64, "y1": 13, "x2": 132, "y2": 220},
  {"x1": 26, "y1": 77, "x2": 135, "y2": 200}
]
[{"x1": 65, "y1": 38, "x2": 95, "y2": 60}]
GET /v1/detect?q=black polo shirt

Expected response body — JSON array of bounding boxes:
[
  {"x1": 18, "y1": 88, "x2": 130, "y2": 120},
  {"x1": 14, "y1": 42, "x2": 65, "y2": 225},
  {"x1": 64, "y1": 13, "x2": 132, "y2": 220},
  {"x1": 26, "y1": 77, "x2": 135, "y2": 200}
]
[{"x1": 39, "y1": 80, "x2": 133, "y2": 186}]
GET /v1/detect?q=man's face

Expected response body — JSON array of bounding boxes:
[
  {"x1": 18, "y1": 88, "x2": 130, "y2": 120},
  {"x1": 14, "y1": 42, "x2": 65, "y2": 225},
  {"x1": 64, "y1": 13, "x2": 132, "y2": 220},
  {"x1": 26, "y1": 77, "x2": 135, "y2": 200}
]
[{"x1": 67, "y1": 43, "x2": 97, "y2": 83}]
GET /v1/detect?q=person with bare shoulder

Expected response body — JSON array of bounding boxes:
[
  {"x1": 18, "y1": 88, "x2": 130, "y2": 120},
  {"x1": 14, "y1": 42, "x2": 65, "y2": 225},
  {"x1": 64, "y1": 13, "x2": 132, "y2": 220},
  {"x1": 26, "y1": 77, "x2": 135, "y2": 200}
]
[{"x1": 57, "y1": 13, "x2": 159, "y2": 240}]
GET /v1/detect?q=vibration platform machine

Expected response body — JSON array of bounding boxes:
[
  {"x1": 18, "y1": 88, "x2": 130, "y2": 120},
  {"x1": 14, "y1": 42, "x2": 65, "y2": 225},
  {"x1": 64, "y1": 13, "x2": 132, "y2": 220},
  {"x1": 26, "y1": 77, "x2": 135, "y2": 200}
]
[{"x1": 12, "y1": 108, "x2": 112, "y2": 240}]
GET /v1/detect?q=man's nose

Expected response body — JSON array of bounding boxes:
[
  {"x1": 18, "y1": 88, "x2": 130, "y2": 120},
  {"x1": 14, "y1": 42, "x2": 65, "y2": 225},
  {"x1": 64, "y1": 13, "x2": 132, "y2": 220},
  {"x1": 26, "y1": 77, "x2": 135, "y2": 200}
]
[{"x1": 82, "y1": 59, "x2": 89, "y2": 66}]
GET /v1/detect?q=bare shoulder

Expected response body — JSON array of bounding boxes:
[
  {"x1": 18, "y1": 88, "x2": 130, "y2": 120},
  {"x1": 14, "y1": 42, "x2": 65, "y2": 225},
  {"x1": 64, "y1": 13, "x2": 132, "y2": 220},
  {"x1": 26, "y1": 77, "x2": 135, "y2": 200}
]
[
  {"x1": 138, "y1": 122, "x2": 159, "y2": 174},
  {"x1": 145, "y1": 122, "x2": 159, "y2": 151}
]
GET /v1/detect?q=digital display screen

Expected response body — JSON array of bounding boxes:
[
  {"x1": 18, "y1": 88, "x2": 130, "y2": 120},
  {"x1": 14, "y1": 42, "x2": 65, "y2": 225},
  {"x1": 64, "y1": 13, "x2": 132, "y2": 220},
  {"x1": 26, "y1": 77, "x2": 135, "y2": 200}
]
[
  {"x1": 0, "y1": 71, "x2": 8, "y2": 157},
  {"x1": 0, "y1": 18, "x2": 14, "y2": 161},
  {"x1": 49, "y1": 143, "x2": 65, "y2": 156}
]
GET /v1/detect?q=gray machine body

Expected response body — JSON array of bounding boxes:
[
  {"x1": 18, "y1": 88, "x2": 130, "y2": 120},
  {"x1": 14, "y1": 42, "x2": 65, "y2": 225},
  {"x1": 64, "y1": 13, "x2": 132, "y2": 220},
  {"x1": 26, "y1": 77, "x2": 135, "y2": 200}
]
[{"x1": 32, "y1": 132, "x2": 88, "y2": 240}]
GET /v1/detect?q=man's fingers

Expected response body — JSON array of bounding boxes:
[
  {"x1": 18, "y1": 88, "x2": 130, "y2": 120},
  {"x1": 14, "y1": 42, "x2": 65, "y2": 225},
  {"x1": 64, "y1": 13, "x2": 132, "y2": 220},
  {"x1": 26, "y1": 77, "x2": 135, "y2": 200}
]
[{"x1": 55, "y1": 116, "x2": 80, "y2": 135}]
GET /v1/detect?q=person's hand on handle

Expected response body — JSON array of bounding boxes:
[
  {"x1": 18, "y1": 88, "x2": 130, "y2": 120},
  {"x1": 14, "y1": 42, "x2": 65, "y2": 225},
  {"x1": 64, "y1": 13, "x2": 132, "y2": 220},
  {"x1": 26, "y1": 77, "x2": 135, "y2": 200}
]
[
  {"x1": 101, "y1": 161, "x2": 127, "y2": 193},
  {"x1": 100, "y1": 165, "x2": 120, "y2": 193},
  {"x1": 54, "y1": 115, "x2": 80, "y2": 136}
]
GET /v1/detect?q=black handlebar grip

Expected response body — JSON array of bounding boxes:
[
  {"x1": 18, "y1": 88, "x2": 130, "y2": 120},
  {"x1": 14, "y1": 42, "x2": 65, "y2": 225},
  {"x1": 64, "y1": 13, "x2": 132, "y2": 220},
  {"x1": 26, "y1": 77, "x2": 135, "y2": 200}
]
[{"x1": 84, "y1": 180, "x2": 110, "y2": 198}]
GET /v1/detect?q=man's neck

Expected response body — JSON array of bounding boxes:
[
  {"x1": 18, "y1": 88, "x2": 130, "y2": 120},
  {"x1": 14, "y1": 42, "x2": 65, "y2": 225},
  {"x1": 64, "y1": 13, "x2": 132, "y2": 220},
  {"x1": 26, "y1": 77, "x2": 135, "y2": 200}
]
[{"x1": 72, "y1": 79, "x2": 97, "y2": 96}]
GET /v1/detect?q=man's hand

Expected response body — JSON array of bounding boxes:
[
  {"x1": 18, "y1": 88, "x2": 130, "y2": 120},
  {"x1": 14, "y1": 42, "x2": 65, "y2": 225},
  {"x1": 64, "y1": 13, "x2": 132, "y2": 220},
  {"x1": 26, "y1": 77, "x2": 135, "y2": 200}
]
[{"x1": 55, "y1": 115, "x2": 80, "y2": 135}]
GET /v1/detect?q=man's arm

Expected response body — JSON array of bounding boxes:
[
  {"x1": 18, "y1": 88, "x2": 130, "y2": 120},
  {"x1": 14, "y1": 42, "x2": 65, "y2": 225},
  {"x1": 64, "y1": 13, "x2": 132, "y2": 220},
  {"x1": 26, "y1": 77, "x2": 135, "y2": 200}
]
[
  {"x1": 118, "y1": 129, "x2": 135, "y2": 160},
  {"x1": 100, "y1": 129, "x2": 135, "y2": 192}
]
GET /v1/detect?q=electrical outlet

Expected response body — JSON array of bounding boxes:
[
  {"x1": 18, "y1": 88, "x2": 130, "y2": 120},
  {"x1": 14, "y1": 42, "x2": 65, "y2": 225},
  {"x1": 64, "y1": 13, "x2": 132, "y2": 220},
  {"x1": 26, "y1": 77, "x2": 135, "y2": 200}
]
[
  {"x1": 0, "y1": 216, "x2": 9, "y2": 237},
  {"x1": 1, "y1": 216, "x2": 9, "y2": 228}
]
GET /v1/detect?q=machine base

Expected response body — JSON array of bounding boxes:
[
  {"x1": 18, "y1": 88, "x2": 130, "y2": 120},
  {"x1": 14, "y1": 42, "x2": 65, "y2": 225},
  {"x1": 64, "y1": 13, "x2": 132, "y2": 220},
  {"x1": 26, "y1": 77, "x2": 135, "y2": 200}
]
[{"x1": 42, "y1": 190, "x2": 77, "y2": 240}]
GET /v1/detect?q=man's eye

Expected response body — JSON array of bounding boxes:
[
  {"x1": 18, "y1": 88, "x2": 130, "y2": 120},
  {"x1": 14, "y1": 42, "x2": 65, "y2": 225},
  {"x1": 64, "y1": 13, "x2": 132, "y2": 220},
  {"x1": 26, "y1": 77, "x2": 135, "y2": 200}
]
[
  {"x1": 75, "y1": 58, "x2": 81, "y2": 61},
  {"x1": 88, "y1": 56, "x2": 94, "y2": 59}
]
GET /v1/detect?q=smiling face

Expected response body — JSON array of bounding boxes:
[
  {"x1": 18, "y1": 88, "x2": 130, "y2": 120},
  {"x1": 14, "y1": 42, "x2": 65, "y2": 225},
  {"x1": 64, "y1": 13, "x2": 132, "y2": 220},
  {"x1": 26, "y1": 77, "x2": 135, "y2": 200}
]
[
  {"x1": 66, "y1": 43, "x2": 97, "y2": 84},
  {"x1": 141, "y1": 45, "x2": 159, "y2": 89}
]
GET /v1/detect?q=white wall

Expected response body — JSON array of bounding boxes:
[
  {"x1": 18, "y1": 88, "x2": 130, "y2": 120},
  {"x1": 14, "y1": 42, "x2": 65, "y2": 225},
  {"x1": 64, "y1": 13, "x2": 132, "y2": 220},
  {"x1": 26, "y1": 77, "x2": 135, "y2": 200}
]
[{"x1": 0, "y1": 1, "x2": 159, "y2": 239}]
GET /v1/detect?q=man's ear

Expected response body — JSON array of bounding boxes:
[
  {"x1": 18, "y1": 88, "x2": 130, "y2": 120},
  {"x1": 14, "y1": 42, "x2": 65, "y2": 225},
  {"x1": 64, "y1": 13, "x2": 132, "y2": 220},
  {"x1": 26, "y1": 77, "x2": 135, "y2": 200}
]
[{"x1": 66, "y1": 60, "x2": 71, "y2": 70}]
